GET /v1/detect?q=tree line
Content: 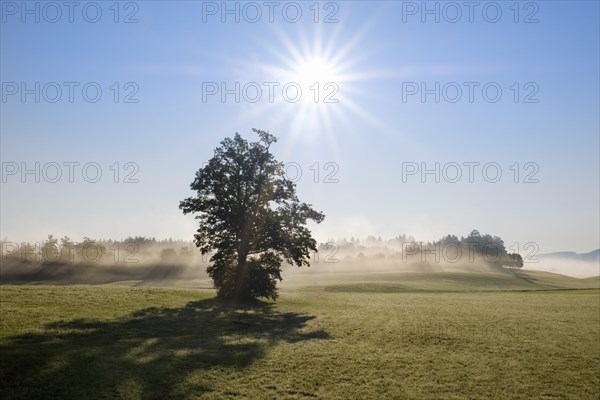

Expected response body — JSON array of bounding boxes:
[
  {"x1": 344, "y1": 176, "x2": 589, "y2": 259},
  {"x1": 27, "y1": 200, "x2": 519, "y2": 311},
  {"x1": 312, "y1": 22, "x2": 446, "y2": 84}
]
[{"x1": 1, "y1": 229, "x2": 523, "y2": 269}]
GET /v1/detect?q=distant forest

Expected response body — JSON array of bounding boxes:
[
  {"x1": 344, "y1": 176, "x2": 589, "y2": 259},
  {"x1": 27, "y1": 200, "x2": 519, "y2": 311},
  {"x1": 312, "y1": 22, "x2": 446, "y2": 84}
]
[{"x1": 1, "y1": 230, "x2": 523, "y2": 269}]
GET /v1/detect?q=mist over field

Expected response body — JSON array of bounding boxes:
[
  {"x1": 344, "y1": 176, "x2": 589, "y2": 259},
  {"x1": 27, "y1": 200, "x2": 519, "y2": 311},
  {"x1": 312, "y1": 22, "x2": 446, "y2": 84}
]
[
  {"x1": 2, "y1": 232, "x2": 598, "y2": 285},
  {"x1": 524, "y1": 249, "x2": 600, "y2": 278}
]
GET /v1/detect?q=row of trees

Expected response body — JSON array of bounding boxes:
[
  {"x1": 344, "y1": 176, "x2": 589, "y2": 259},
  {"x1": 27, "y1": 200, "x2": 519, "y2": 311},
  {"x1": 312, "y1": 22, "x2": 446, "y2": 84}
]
[
  {"x1": 426, "y1": 230, "x2": 523, "y2": 268},
  {"x1": 1, "y1": 230, "x2": 523, "y2": 269},
  {"x1": 0, "y1": 235, "x2": 197, "y2": 266},
  {"x1": 316, "y1": 230, "x2": 523, "y2": 268}
]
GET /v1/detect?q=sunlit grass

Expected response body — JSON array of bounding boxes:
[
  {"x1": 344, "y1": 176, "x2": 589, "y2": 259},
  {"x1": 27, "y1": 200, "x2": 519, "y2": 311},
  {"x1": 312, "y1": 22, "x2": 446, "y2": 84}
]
[{"x1": 1, "y1": 275, "x2": 598, "y2": 399}]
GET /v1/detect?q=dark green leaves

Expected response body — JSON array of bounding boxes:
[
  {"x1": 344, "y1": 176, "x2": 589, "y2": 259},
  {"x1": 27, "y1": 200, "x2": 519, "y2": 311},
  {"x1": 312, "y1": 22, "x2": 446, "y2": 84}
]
[{"x1": 180, "y1": 129, "x2": 325, "y2": 301}]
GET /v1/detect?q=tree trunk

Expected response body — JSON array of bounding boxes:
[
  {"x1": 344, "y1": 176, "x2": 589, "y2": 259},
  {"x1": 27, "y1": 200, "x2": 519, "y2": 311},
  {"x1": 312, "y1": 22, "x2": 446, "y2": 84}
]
[{"x1": 234, "y1": 250, "x2": 250, "y2": 301}]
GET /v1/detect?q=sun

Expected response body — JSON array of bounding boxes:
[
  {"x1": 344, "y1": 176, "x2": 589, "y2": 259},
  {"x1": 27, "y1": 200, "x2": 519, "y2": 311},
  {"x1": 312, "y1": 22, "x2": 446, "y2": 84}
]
[
  {"x1": 225, "y1": 23, "x2": 390, "y2": 151},
  {"x1": 292, "y1": 58, "x2": 339, "y2": 88}
]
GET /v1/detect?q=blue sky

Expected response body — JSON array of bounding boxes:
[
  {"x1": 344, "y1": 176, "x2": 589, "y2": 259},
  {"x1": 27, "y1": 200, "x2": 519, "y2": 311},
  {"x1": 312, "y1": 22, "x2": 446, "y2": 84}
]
[{"x1": 1, "y1": 1, "x2": 599, "y2": 253}]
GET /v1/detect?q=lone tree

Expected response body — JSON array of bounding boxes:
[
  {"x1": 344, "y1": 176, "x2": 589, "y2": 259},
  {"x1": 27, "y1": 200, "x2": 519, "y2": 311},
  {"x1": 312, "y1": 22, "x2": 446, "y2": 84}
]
[{"x1": 180, "y1": 129, "x2": 325, "y2": 301}]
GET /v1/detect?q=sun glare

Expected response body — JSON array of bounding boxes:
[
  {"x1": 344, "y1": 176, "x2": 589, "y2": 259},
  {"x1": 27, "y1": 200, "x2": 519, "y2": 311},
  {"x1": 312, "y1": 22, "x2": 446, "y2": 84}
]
[
  {"x1": 227, "y1": 24, "x2": 389, "y2": 151},
  {"x1": 293, "y1": 58, "x2": 339, "y2": 87}
]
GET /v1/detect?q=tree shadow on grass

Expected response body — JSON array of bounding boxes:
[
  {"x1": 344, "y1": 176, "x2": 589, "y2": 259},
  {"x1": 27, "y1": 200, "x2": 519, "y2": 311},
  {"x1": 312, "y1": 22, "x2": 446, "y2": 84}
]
[{"x1": 0, "y1": 298, "x2": 329, "y2": 399}]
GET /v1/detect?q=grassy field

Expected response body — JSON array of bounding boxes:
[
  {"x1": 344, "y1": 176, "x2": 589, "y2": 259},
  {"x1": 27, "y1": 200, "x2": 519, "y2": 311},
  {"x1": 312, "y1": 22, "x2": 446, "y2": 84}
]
[{"x1": 1, "y1": 270, "x2": 599, "y2": 399}]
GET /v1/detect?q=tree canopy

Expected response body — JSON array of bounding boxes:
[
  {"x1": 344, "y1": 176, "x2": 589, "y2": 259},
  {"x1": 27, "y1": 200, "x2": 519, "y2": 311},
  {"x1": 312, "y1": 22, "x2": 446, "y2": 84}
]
[{"x1": 179, "y1": 129, "x2": 325, "y2": 301}]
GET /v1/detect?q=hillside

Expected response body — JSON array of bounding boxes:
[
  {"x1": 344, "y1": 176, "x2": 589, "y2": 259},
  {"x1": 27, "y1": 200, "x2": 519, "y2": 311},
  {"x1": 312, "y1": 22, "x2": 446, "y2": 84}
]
[{"x1": 281, "y1": 269, "x2": 600, "y2": 292}]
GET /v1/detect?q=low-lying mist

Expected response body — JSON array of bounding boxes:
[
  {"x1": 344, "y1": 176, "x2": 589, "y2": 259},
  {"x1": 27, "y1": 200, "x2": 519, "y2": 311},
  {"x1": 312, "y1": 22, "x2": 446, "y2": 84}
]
[
  {"x1": 1, "y1": 239, "x2": 210, "y2": 286},
  {"x1": 522, "y1": 254, "x2": 600, "y2": 278},
  {"x1": 1, "y1": 231, "x2": 556, "y2": 286},
  {"x1": 0, "y1": 253, "x2": 507, "y2": 287}
]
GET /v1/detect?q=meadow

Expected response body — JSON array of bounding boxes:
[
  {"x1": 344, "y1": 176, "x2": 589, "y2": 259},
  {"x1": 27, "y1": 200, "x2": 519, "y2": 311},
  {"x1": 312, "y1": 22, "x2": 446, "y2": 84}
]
[{"x1": 1, "y1": 269, "x2": 599, "y2": 399}]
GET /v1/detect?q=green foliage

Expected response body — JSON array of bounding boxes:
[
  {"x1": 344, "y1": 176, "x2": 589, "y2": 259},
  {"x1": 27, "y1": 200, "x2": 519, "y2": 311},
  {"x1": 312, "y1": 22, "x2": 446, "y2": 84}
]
[
  {"x1": 180, "y1": 129, "x2": 325, "y2": 301},
  {"x1": 40, "y1": 234, "x2": 60, "y2": 264},
  {"x1": 207, "y1": 253, "x2": 282, "y2": 301},
  {"x1": 433, "y1": 229, "x2": 519, "y2": 268},
  {"x1": 506, "y1": 252, "x2": 524, "y2": 268}
]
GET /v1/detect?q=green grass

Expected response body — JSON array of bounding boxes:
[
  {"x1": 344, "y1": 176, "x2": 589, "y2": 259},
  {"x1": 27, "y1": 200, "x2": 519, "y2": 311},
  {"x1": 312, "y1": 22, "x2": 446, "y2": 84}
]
[
  {"x1": 281, "y1": 268, "x2": 599, "y2": 292},
  {"x1": 1, "y1": 270, "x2": 599, "y2": 399}
]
